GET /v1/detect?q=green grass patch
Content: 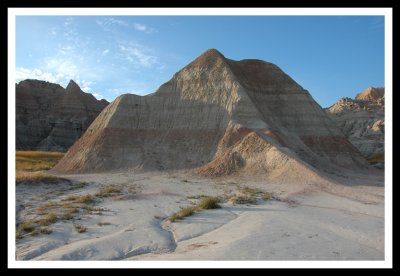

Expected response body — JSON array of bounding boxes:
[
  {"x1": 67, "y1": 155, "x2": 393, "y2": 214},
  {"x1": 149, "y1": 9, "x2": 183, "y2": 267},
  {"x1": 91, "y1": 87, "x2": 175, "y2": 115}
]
[
  {"x1": 169, "y1": 197, "x2": 223, "y2": 222},
  {"x1": 198, "y1": 197, "x2": 220, "y2": 209},
  {"x1": 169, "y1": 206, "x2": 197, "y2": 222}
]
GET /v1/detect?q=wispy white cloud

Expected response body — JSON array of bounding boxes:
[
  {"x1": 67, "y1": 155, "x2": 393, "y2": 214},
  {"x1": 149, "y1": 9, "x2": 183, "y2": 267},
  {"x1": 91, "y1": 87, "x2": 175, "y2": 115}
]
[
  {"x1": 96, "y1": 17, "x2": 129, "y2": 32},
  {"x1": 63, "y1": 17, "x2": 74, "y2": 27},
  {"x1": 45, "y1": 57, "x2": 78, "y2": 79},
  {"x1": 133, "y1": 23, "x2": 146, "y2": 31},
  {"x1": 58, "y1": 45, "x2": 74, "y2": 55},
  {"x1": 119, "y1": 44, "x2": 158, "y2": 68},
  {"x1": 79, "y1": 80, "x2": 95, "y2": 93},
  {"x1": 114, "y1": 18, "x2": 128, "y2": 26},
  {"x1": 16, "y1": 67, "x2": 63, "y2": 84},
  {"x1": 63, "y1": 18, "x2": 77, "y2": 37},
  {"x1": 133, "y1": 23, "x2": 155, "y2": 34},
  {"x1": 16, "y1": 17, "x2": 167, "y2": 101},
  {"x1": 96, "y1": 18, "x2": 155, "y2": 34},
  {"x1": 16, "y1": 66, "x2": 99, "y2": 95},
  {"x1": 101, "y1": 49, "x2": 110, "y2": 56}
]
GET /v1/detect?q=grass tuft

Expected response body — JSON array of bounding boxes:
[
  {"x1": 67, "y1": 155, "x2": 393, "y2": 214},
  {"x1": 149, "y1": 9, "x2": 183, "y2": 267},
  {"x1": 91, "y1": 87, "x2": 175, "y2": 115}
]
[
  {"x1": 39, "y1": 227, "x2": 52, "y2": 235},
  {"x1": 62, "y1": 212, "x2": 74, "y2": 220},
  {"x1": 169, "y1": 206, "x2": 197, "y2": 222},
  {"x1": 76, "y1": 194, "x2": 94, "y2": 204},
  {"x1": 241, "y1": 187, "x2": 260, "y2": 197},
  {"x1": 17, "y1": 222, "x2": 35, "y2": 233},
  {"x1": 228, "y1": 194, "x2": 257, "y2": 205},
  {"x1": 95, "y1": 186, "x2": 122, "y2": 197},
  {"x1": 35, "y1": 213, "x2": 58, "y2": 226},
  {"x1": 16, "y1": 231, "x2": 23, "y2": 240},
  {"x1": 198, "y1": 197, "x2": 220, "y2": 209},
  {"x1": 262, "y1": 192, "x2": 272, "y2": 201},
  {"x1": 74, "y1": 224, "x2": 87, "y2": 233}
]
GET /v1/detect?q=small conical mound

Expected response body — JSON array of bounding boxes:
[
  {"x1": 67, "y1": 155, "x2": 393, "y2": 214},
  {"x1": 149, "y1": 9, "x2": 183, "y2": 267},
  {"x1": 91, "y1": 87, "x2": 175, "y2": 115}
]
[{"x1": 54, "y1": 49, "x2": 369, "y2": 183}]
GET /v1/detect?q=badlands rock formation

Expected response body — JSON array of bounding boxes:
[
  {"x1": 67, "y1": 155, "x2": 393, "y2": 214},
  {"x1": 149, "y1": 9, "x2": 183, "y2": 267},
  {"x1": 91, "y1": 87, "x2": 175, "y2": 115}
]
[
  {"x1": 16, "y1": 79, "x2": 108, "y2": 152},
  {"x1": 54, "y1": 49, "x2": 368, "y2": 180},
  {"x1": 326, "y1": 87, "x2": 384, "y2": 168}
]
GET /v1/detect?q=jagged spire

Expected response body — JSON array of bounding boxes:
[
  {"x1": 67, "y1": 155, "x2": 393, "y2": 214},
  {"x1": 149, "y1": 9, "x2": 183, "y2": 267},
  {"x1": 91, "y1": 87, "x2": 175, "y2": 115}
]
[{"x1": 65, "y1": 80, "x2": 82, "y2": 94}]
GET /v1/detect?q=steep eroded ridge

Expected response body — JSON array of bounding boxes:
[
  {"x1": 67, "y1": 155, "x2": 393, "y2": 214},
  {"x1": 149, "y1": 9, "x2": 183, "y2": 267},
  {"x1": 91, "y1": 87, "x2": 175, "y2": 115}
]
[{"x1": 16, "y1": 79, "x2": 109, "y2": 152}]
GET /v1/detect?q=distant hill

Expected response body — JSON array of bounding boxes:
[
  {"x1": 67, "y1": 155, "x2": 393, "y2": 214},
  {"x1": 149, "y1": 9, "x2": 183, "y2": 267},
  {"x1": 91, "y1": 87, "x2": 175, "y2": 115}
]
[
  {"x1": 325, "y1": 87, "x2": 384, "y2": 168},
  {"x1": 16, "y1": 79, "x2": 109, "y2": 152}
]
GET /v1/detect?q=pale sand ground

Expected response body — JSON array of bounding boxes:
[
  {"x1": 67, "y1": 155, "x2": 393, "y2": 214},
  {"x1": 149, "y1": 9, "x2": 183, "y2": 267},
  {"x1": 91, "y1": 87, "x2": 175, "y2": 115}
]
[{"x1": 15, "y1": 171, "x2": 384, "y2": 260}]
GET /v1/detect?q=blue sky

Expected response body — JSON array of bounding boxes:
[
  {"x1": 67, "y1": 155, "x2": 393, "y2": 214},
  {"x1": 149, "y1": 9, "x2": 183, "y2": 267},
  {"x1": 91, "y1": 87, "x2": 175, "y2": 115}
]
[{"x1": 15, "y1": 16, "x2": 384, "y2": 107}]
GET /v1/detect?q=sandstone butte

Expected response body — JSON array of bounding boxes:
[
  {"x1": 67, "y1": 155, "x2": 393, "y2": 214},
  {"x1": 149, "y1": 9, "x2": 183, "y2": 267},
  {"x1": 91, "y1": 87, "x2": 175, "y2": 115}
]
[
  {"x1": 53, "y1": 49, "x2": 372, "y2": 183},
  {"x1": 16, "y1": 79, "x2": 109, "y2": 152}
]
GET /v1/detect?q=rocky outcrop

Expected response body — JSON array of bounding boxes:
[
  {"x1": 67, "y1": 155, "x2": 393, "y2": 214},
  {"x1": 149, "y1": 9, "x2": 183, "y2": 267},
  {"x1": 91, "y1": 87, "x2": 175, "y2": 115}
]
[
  {"x1": 326, "y1": 87, "x2": 384, "y2": 168},
  {"x1": 16, "y1": 79, "x2": 109, "y2": 152},
  {"x1": 54, "y1": 49, "x2": 369, "y2": 182}
]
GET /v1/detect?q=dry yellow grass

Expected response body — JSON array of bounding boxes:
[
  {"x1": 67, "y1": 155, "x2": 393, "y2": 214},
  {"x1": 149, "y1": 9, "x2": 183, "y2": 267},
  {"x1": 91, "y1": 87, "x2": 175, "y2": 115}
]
[
  {"x1": 35, "y1": 213, "x2": 58, "y2": 226},
  {"x1": 228, "y1": 194, "x2": 257, "y2": 205},
  {"x1": 198, "y1": 197, "x2": 220, "y2": 209},
  {"x1": 74, "y1": 224, "x2": 87, "y2": 233},
  {"x1": 16, "y1": 171, "x2": 61, "y2": 184},
  {"x1": 169, "y1": 206, "x2": 197, "y2": 222},
  {"x1": 16, "y1": 151, "x2": 65, "y2": 184},
  {"x1": 95, "y1": 185, "x2": 122, "y2": 197},
  {"x1": 16, "y1": 151, "x2": 64, "y2": 171},
  {"x1": 367, "y1": 153, "x2": 384, "y2": 164}
]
